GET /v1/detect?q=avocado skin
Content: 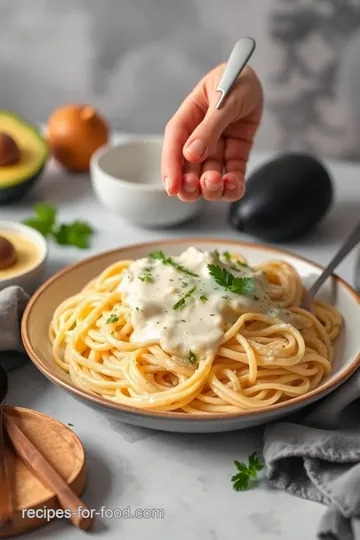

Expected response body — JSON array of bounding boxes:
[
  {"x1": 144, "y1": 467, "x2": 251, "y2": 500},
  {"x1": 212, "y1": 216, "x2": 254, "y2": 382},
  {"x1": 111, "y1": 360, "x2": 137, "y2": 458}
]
[
  {"x1": 0, "y1": 165, "x2": 45, "y2": 205},
  {"x1": 228, "y1": 153, "x2": 333, "y2": 242}
]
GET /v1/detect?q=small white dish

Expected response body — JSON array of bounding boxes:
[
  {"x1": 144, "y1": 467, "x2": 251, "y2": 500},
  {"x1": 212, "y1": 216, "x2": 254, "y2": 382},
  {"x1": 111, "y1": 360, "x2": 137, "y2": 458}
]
[
  {"x1": 90, "y1": 136, "x2": 202, "y2": 228},
  {"x1": 0, "y1": 221, "x2": 47, "y2": 294}
]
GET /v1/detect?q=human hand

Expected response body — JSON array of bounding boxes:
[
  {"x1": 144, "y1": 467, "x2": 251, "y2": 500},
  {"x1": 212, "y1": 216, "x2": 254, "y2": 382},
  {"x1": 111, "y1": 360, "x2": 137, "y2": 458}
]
[{"x1": 161, "y1": 64, "x2": 263, "y2": 202}]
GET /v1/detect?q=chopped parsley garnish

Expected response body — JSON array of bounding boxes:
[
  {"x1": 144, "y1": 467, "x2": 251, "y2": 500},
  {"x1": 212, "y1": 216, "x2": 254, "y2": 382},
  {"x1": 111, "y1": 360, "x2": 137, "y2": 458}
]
[
  {"x1": 231, "y1": 452, "x2": 264, "y2": 491},
  {"x1": 200, "y1": 295, "x2": 208, "y2": 302},
  {"x1": 139, "y1": 272, "x2": 152, "y2": 283},
  {"x1": 135, "y1": 307, "x2": 139, "y2": 311},
  {"x1": 106, "y1": 313, "x2": 119, "y2": 324},
  {"x1": 67, "y1": 423, "x2": 74, "y2": 427},
  {"x1": 222, "y1": 251, "x2": 253, "y2": 271},
  {"x1": 182, "y1": 281, "x2": 188, "y2": 288},
  {"x1": 188, "y1": 351, "x2": 197, "y2": 364},
  {"x1": 172, "y1": 285, "x2": 197, "y2": 311},
  {"x1": 207, "y1": 265, "x2": 255, "y2": 295},
  {"x1": 24, "y1": 203, "x2": 93, "y2": 248},
  {"x1": 210, "y1": 314, "x2": 215, "y2": 316},
  {"x1": 149, "y1": 251, "x2": 198, "y2": 277}
]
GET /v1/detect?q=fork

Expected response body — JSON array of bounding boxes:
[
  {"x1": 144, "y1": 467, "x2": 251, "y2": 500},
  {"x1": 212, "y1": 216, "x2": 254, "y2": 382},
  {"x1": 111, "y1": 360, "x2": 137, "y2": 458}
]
[{"x1": 301, "y1": 220, "x2": 360, "y2": 311}]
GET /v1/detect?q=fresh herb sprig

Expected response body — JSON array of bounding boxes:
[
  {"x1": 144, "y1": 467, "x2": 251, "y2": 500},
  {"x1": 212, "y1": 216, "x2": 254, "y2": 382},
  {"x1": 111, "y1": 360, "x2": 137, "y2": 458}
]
[
  {"x1": 207, "y1": 265, "x2": 255, "y2": 295},
  {"x1": 53, "y1": 222, "x2": 93, "y2": 249},
  {"x1": 231, "y1": 452, "x2": 264, "y2": 491},
  {"x1": 172, "y1": 285, "x2": 197, "y2": 311},
  {"x1": 24, "y1": 203, "x2": 94, "y2": 249},
  {"x1": 149, "y1": 251, "x2": 198, "y2": 277}
]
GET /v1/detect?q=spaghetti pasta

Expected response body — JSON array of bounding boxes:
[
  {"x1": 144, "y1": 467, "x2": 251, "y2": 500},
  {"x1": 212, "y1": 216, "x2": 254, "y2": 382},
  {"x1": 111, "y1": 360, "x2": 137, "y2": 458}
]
[{"x1": 49, "y1": 247, "x2": 342, "y2": 414}]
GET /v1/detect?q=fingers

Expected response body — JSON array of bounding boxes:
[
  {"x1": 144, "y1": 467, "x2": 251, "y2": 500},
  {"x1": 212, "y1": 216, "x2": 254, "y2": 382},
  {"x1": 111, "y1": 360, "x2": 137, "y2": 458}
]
[
  {"x1": 200, "y1": 138, "x2": 225, "y2": 201},
  {"x1": 161, "y1": 94, "x2": 204, "y2": 196},
  {"x1": 182, "y1": 65, "x2": 263, "y2": 167},
  {"x1": 223, "y1": 122, "x2": 259, "y2": 202},
  {"x1": 183, "y1": 90, "x2": 236, "y2": 165},
  {"x1": 223, "y1": 172, "x2": 246, "y2": 202},
  {"x1": 162, "y1": 63, "x2": 264, "y2": 203},
  {"x1": 178, "y1": 160, "x2": 201, "y2": 202}
]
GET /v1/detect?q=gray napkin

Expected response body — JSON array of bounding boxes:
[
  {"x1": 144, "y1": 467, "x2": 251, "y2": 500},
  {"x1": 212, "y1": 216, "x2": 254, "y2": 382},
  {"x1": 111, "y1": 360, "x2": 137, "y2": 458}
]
[
  {"x1": 264, "y1": 368, "x2": 360, "y2": 540},
  {"x1": 0, "y1": 286, "x2": 29, "y2": 372}
]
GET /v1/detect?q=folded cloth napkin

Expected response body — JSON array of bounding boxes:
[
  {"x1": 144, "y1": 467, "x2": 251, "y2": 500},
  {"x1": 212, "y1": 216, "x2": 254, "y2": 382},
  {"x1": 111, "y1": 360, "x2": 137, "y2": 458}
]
[
  {"x1": 264, "y1": 367, "x2": 360, "y2": 540},
  {"x1": 0, "y1": 286, "x2": 29, "y2": 372}
]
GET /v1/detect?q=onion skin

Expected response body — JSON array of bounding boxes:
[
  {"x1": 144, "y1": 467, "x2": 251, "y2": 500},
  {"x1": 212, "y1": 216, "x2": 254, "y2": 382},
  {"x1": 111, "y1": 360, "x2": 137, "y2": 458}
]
[{"x1": 46, "y1": 105, "x2": 109, "y2": 172}]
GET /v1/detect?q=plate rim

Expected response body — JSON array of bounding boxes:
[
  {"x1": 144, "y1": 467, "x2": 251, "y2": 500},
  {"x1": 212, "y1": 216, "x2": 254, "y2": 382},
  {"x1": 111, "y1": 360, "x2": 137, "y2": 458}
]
[{"x1": 21, "y1": 237, "x2": 360, "y2": 422}]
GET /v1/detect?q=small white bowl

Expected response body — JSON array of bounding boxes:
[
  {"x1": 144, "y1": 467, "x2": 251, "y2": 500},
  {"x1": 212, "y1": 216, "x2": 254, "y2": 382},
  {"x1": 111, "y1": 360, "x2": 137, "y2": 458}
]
[
  {"x1": 90, "y1": 136, "x2": 202, "y2": 227},
  {"x1": 0, "y1": 221, "x2": 48, "y2": 294}
]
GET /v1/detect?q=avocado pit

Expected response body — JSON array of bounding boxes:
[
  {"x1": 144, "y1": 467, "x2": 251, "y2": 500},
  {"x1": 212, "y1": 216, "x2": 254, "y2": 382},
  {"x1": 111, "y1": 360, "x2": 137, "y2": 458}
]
[
  {"x1": 0, "y1": 132, "x2": 20, "y2": 166},
  {"x1": 0, "y1": 236, "x2": 17, "y2": 269}
]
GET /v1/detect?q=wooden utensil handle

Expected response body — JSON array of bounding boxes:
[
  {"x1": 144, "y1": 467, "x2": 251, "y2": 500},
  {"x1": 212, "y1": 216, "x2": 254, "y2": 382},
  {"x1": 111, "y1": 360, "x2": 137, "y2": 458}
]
[
  {"x1": 0, "y1": 451, "x2": 12, "y2": 525},
  {"x1": 0, "y1": 419, "x2": 13, "y2": 525},
  {"x1": 4, "y1": 413, "x2": 94, "y2": 530}
]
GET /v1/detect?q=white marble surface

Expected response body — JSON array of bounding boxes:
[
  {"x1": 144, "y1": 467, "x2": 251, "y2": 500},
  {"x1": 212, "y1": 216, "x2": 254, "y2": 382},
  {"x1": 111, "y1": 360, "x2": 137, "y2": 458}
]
[{"x1": 3, "y1": 140, "x2": 360, "y2": 540}]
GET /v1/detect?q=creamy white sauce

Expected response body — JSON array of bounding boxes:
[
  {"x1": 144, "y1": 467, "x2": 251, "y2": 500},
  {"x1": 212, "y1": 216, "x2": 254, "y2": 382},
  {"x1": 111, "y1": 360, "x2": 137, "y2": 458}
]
[{"x1": 118, "y1": 247, "x2": 288, "y2": 360}]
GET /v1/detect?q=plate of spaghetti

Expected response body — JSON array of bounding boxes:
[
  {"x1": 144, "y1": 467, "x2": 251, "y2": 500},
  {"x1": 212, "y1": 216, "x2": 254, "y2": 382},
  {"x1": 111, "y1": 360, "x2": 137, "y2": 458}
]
[{"x1": 22, "y1": 239, "x2": 360, "y2": 433}]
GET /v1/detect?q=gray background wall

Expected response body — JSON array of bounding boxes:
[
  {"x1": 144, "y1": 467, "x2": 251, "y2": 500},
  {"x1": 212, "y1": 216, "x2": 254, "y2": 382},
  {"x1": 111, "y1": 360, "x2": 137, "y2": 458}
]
[{"x1": 2, "y1": 0, "x2": 360, "y2": 160}]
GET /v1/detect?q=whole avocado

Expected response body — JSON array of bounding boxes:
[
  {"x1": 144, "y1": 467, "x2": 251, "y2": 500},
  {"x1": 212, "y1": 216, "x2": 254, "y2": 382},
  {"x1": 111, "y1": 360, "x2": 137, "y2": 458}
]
[{"x1": 229, "y1": 153, "x2": 333, "y2": 242}]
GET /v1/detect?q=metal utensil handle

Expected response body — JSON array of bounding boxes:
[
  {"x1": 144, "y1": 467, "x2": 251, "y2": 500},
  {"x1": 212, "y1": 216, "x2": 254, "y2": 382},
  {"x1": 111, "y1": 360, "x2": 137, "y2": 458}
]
[
  {"x1": 216, "y1": 37, "x2": 256, "y2": 109},
  {"x1": 307, "y1": 220, "x2": 360, "y2": 299}
]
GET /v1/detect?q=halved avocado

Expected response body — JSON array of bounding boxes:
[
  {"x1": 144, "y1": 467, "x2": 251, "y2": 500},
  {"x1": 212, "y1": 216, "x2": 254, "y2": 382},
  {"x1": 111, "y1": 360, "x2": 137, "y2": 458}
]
[{"x1": 0, "y1": 111, "x2": 48, "y2": 204}]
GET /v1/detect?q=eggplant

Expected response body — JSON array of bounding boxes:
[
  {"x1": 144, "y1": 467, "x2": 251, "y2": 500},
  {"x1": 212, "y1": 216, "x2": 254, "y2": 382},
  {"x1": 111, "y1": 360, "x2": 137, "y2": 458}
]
[{"x1": 229, "y1": 153, "x2": 333, "y2": 242}]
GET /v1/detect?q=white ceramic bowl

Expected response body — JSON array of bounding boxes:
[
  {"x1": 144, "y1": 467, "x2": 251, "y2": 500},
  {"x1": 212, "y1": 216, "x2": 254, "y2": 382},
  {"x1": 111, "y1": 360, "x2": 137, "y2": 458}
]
[
  {"x1": 0, "y1": 221, "x2": 48, "y2": 294},
  {"x1": 90, "y1": 136, "x2": 202, "y2": 227}
]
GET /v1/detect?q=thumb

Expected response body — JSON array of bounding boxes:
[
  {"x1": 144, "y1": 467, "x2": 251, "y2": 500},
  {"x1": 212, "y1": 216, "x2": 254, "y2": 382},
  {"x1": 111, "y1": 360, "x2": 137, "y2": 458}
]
[{"x1": 182, "y1": 92, "x2": 236, "y2": 163}]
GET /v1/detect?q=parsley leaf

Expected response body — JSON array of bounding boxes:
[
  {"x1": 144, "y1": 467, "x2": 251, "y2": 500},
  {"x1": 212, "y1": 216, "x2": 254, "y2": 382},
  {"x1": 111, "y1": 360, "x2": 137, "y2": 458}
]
[
  {"x1": 106, "y1": 314, "x2": 119, "y2": 324},
  {"x1": 231, "y1": 277, "x2": 255, "y2": 295},
  {"x1": 67, "y1": 423, "x2": 74, "y2": 427},
  {"x1": 231, "y1": 452, "x2": 264, "y2": 491},
  {"x1": 24, "y1": 204, "x2": 94, "y2": 249},
  {"x1": 200, "y1": 295, "x2": 208, "y2": 302},
  {"x1": 172, "y1": 285, "x2": 197, "y2": 311},
  {"x1": 149, "y1": 251, "x2": 198, "y2": 277},
  {"x1": 23, "y1": 203, "x2": 57, "y2": 236},
  {"x1": 53, "y1": 221, "x2": 93, "y2": 249},
  {"x1": 188, "y1": 351, "x2": 197, "y2": 364},
  {"x1": 223, "y1": 251, "x2": 231, "y2": 262},
  {"x1": 207, "y1": 265, "x2": 255, "y2": 296}
]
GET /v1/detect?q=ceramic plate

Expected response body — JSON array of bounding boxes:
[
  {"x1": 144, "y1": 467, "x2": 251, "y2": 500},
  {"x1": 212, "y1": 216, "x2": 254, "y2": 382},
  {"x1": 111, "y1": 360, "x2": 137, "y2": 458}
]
[{"x1": 22, "y1": 239, "x2": 360, "y2": 433}]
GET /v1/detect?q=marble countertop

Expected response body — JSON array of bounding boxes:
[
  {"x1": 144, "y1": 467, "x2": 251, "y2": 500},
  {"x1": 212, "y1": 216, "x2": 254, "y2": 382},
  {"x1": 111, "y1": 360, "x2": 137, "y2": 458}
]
[{"x1": 3, "y1": 139, "x2": 360, "y2": 540}]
